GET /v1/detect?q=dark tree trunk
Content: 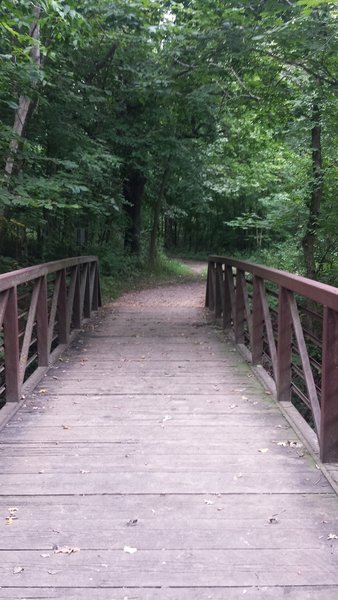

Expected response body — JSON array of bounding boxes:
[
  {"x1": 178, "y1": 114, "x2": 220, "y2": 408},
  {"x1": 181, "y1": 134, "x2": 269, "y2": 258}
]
[
  {"x1": 149, "y1": 165, "x2": 170, "y2": 266},
  {"x1": 302, "y1": 102, "x2": 322, "y2": 280},
  {"x1": 123, "y1": 171, "x2": 146, "y2": 256}
]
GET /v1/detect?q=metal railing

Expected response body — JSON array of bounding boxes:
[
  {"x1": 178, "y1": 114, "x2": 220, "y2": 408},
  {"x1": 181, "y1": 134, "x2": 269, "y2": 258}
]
[
  {"x1": 206, "y1": 256, "x2": 338, "y2": 463},
  {"x1": 0, "y1": 256, "x2": 101, "y2": 408}
]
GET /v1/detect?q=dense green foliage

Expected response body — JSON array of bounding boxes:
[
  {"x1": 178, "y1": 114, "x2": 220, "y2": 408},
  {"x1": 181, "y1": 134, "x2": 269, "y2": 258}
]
[{"x1": 1, "y1": 0, "x2": 337, "y2": 282}]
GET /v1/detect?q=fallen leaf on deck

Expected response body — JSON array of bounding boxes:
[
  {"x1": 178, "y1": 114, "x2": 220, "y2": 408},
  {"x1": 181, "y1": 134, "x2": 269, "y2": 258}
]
[
  {"x1": 126, "y1": 519, "x2": 138, "y2": 527},
  {"x1": 123, "y1": 546, "x2": 138, "y2": 554},
  {"x1": 161, "y1": 415, "x2": 172, "y2": 424},
  {"x1": 289, "y1": 441, "x2": 303, "y2": 449},
  {"x1": 54, "y1": 546, "x2": 80, "y2": 555},
  {"x1": 276, "y1": 440, "x2": 303, "y2": 449}
]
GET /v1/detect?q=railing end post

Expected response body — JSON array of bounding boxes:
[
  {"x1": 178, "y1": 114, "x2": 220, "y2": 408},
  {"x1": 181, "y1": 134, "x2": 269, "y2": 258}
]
[
  {"x1": 320, "y1": 306, "x2": 338, "y2": 462},
  {"x1": 276, "y1": 286, "x2": 292, "y2": 403},
  {"x1": 3, "y1": 287, "x2": 20, "y2": 402}
]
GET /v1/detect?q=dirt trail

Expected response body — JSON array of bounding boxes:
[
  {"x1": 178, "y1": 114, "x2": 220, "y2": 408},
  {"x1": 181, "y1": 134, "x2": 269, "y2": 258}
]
[{"x1": 178, "y1": 258, "x2": 208, "y2": 275}]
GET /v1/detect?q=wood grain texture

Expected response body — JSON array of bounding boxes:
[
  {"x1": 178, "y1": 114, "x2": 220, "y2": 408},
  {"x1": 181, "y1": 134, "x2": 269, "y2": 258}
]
[{"x1": 0, "y1": 280, "x2": 338, "y2": 598}]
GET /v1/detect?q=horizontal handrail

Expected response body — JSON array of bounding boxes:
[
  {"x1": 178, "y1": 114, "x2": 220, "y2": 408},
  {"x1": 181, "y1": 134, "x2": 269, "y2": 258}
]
[
  {"x1": 0, "y1": 256, "x2": 98, "y2": 291},
  {"x1": 208, "y1": 256, "x2": 338, "y2": 311},
  {"x1": 206, "y1": 256, "x2": 338, "y2": 463},
  {"x1": 0, "y1": 256, "x2": 101, "y2": 407}
]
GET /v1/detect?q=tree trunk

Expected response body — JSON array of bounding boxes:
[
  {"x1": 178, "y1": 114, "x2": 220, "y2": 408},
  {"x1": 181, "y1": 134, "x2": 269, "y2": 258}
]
[
  {"x1": 123, "y1": 171, "x2": 146, "y2": 256},
  {"x1": 149, "y1": 165, "x2": 170, "y2": 266},
  {"x1": 302, "y1": 102, "x2": 322, "y2": 280},
  {"x1": 1, "y1": 6, "x2": 41, "y2": 253},
  {"x1": 4, "y1": 6, "x2": 41, "y2": 176}
]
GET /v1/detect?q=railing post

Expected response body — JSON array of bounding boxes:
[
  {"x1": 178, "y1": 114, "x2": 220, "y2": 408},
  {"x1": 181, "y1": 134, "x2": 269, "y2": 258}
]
[
  {"x1": 252, "y1": 276, "x2": 264, "y2": 365},
  {"x1": 215, "y1": 263, "x2": 222, "y2": 319},
  {"x1": 72, "y1": 266, "x2": 81, "y2": 329},
  {"x1": 234, "y1": 269, "x2": 245, "y2": 343},
  {"x1": 57, "y1": 269, "x2": 68, "y2": 344},
  {"x1": 320, "y1": 307, "x2": 338, "y2": 462},
  {"x1": 205, "y1": 262, "x2": 210, "y2": 308},
  {"x1": 206, "y1": 262, "x2": 215, "y2": 312},
  {"x1": 83, "y1": 264, "x2": 91, "y2": 318},
  {"x1": 223, "y1": 265, "x2": 233, "y2": 329},
  {"x1": 277, "y1": 286, "x2": 292, "y2": 402},
  {"x1": 36, "y1": 275, "x2": 49, "y2": 366},
  {"x1": 3, "y1": 287, "x2": 20, "y2": 402},
  {"x1": 92, "y1": 262, "x2": 99, "y2": 311}
]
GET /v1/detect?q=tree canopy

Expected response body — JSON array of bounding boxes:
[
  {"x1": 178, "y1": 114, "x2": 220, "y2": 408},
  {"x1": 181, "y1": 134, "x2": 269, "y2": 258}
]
[{"x1": 1, "y1": 0, "x2": 338, "y2": 281}]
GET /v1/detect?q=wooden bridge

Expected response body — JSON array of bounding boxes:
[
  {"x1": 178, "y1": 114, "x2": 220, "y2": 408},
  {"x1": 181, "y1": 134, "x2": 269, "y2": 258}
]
[{"x1": 1, "y1": 256, "x2": 338, "y2": 599}]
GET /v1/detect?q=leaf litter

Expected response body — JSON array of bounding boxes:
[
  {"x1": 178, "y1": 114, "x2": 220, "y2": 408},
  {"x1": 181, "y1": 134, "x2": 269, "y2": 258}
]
[
  {"x1": 123, "y1": 546, "x2": 138, "y2": 554},
  {"x1": 126, "y1": 519, "x2": 138, "y2": 527},
  {"x1": 54, "y1": 545, "x2": 80, "y2": 555},
  {"x1": 13, "y1": 566, "x2": 24, "y2": 574}
]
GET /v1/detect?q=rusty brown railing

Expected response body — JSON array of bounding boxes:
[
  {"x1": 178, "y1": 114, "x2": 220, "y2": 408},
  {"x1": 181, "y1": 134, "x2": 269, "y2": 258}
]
[
  {"x1": 0, "y1": 256, "x2": 101, "y2": 409},
  {"x1": 206, "y1": 256, "x2": 338, "y2": 463}
]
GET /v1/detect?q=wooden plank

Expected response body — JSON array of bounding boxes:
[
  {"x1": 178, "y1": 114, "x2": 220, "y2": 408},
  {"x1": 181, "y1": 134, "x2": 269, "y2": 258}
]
[
  {"x1": 0, "y1": 470, "x2": 330, "y2": 495},
  {"x1": 1, "y1": 588, "x2": 338, "y2": 600},
  {"x1": 2, "y1": 548, "x2": 338, "y2": 587},
  {"x1": 9, "y1": 412, "x2": 287, "y2": 427},
  {"x1": 0, "y1": 453, "x2": 316, "y2": 474},
  {"x1": 1, "y1": 492, "x2": 337, "y2": 519},
  {"x1": 0, "y1": 519, "x2": 335, "y2": 550}
]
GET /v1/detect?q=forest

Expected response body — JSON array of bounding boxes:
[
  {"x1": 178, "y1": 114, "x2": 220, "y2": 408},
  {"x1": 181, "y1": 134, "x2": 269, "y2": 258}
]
[{"x1": 1, "y1": 0, "x2": 338, "y2": 286}]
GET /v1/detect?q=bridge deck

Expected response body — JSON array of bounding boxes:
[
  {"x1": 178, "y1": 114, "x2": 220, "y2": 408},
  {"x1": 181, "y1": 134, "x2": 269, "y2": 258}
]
[{"x1": 1, "y1": 281, "x2": 338, "y2": 599}]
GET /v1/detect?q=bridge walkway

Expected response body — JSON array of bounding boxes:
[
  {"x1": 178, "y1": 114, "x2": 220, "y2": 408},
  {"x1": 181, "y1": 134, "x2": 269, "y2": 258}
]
[{"x1": 1, "y1": 280, "x2": 338, "y2": 599}]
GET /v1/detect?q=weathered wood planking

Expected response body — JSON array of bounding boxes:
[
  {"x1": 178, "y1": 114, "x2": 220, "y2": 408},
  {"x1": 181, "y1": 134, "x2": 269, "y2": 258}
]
[
  {"x1": 1, "y1": 281, "x2": 338, "y2": 599},
  {"x1": 1, "y1": 589, "x2": 338, "y2": 600}
]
